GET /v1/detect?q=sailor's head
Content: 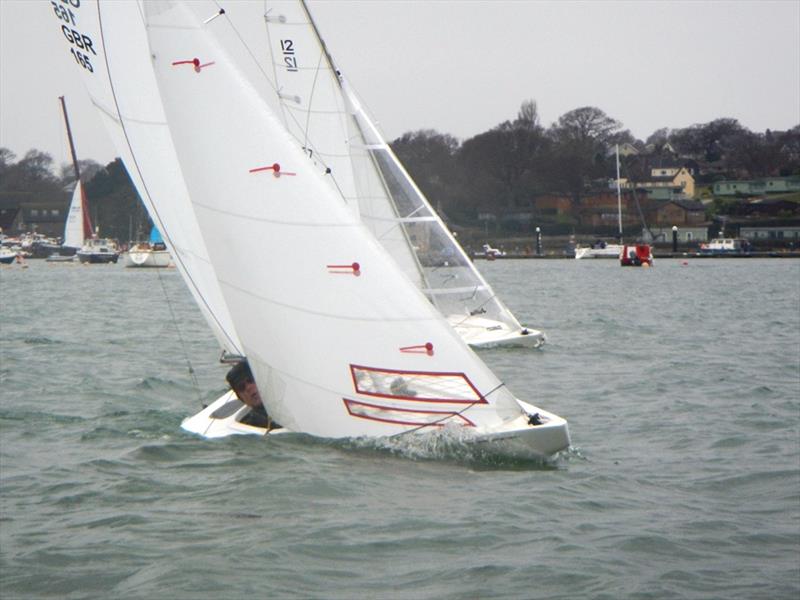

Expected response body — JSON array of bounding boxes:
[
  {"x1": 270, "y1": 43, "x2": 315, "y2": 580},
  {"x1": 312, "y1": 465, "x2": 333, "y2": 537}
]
[{"x1": 226, "y1": 361, "x2": 262, "y2": 408}]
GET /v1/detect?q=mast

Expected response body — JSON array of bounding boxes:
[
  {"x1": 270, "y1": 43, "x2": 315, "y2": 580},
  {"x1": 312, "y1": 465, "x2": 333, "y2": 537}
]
[
  {"x1": 299, "y1": 0, "x2": 340, "y2": 86},
  {"x1": 59, "y1": 95, "x2": 93, "y2": 240},
  {"x1": 59, "y1": 96, "x2": 81, "y2": 182},
  {"x1": 297, "y1": 1, "x2": 430, "y2": 289},
  {"x1": 615, "y1": 144, "x2": 623, "y2": 243}
]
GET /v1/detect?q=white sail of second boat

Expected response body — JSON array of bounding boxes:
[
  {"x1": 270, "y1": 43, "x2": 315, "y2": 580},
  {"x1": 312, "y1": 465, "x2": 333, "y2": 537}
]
[{"x1": 184, "y1": 0, "x2": 545, "y2": 348}]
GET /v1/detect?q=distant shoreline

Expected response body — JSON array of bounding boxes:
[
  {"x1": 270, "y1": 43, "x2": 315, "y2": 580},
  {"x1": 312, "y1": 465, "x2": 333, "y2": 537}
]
[{"x1": 472, "y1": 251, "x2": 800, "y2": 260}]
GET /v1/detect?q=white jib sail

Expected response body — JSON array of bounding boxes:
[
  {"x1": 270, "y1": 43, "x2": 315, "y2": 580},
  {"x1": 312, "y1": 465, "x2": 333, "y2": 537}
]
[
  {"x1": 62, "y1": 181, "x2": 86, "y2": 249},
  {"x1": 142, "y1": 0, "x2": 527, "y2": 438},
  {"x1": 54, "y1": 0, "x2": 242, "y2": 355}
]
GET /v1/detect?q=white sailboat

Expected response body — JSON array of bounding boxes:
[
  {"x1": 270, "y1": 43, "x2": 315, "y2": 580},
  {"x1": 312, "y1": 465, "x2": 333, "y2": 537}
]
[
  {"x1": 47, "y1": 97, "x2": 94, "y2": 263},
  {"x1": 45, "y1": 181, "x2": 84, "y2": 263},
  {"x1": 62, "y1": 182, "x2": 88, "y2": 251},
  {"x1": 183, "y1": 0, "x2": 544, "y2": 348},
  {"x1": 125, "y1": 227, "x2": 173, "y2": 268},
  {"x1": 59, "y1": 0, "x2": 568, "y2": 456},
  {"x1": 575, "y1": 145, "x2": 625, "y2": 260}
]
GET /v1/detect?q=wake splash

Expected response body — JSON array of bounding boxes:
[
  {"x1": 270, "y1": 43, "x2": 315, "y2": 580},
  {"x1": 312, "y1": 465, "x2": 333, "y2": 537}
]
[{"x1": 333, "y1": 425, "x2": 567, "y2": 470}]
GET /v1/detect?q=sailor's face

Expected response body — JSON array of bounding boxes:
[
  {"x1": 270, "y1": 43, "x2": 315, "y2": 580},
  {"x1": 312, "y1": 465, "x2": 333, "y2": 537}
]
[{"x1": 237, "y1": 378, "x2": 262, "y2": 408}]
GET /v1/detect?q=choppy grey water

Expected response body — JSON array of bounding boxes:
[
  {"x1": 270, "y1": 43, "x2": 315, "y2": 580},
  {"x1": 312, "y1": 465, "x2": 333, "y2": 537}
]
[{"x1": 1, "y1": 258, "x2": 798, "y2": 599}]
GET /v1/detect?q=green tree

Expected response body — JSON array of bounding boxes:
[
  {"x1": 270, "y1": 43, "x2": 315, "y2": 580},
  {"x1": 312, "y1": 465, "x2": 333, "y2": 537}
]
[
  {"x1": 546, "y1": 107, "x2": 623, "y2": 206},
  {"x1": 85, "y1": 158, "x2": 149, "y2": 241},
  {"x1": 390, "y1": 129, "x2": 463, "y2": 216}
]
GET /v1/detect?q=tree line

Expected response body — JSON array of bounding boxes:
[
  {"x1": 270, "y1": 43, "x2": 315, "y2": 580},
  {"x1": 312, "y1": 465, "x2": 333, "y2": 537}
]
[
  {"x1": 1, "y1": 101, "x2": 798, "y2": 238},
  {"x1": 392, "y1": 102, "x2": 800, "y2": 224},
  {"x1": 0, "y1": 148, "x2": 148, "y2": 240}
]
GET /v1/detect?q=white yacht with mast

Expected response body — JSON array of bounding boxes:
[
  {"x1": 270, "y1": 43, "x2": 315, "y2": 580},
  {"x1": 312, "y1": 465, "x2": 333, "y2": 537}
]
[
  {"x1": 47, "y1": 96, "x2": 95, "y2": 263},
  {"x1": 574, "y1": 145, "x2": 625, "y2": 260}
]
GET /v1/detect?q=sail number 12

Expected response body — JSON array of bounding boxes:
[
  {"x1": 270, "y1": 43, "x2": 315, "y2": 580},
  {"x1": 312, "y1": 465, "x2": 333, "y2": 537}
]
[{"x1": 280, "y1": 40, "x2": 298, "y2": 73}]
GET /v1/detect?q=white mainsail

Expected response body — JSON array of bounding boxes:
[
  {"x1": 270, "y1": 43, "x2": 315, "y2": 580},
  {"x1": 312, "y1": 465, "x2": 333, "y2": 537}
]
[
  {"x1": 56, "y1": 0, "x2": 242, "y2": 355},
  {"x1": 62, "y1": 180, "x2": 87, "y2": 249},
  {"x1": 142, "y1": 0, "x2": 538, "y2": 437}
]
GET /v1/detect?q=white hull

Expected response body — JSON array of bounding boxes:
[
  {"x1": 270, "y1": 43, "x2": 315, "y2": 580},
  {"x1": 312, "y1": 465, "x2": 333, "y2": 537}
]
[
  {"x1": 477, "y1": 400, "x2": 570, "y2": 458},
  {"x1": 180, "y1": 391, "x2": 288, "y2": 439},
  {"x1": 45, "y1": 254, "x2": 76, "y2": 263},
  {"x1": 448, "y1": 315, "x2": 546, "y2": 348},
  {"x1": 574, "y1": 244, "x2": 623, "y2": 259},
  {"x1": 125, "y1": 249, "x2": 172, "y2": 268},
  {"x1": 0, "y1": 248, "x2": 17, "y2": 264},
  {"x1": 181, "y1": 393, "x2": 568, "y2": 458}
]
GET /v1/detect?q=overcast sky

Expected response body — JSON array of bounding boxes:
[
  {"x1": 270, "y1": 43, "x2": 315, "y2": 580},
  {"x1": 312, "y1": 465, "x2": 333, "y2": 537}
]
[{"x1": 1, "y1": 0, "x2": 798, "y2": 170}]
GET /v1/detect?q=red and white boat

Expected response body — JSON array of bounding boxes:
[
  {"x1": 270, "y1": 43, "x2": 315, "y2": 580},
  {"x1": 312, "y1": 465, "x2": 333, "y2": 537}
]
[{"x1": 620, "y1": 244, "x2": 653, "y2": 267}]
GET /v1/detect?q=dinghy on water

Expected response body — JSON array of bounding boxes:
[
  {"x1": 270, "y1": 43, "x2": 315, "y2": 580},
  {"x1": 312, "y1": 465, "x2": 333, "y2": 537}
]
[{"x1": 58, "y1": 0, "x2": 569, "y2": 457}]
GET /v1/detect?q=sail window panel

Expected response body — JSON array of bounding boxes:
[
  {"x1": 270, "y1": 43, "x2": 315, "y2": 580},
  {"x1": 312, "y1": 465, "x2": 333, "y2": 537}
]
[
  {"x1": 368, "y1": 148, "x2": 434, "y2": 220},
  {"x1": 414, "y1": 226, "x2": 507, "y2": 320},
  {"x1": 343, "y1": 399, "x2": 474, "y2": 427},
  {"x1": 350, "y1": 365, "x2": 486, "y2": 404}
]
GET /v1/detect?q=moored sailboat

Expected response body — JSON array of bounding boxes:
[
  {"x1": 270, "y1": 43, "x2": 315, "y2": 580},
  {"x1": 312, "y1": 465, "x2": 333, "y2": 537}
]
[
  {"x1": 575, "y1": 145, "x2": 652, "y2": 266},
  {"x1": 125, "y1": 227, "x2": 173, "y2": 268},
  {"x1": 47, "y1": 97, "x2": 96, "y2": 263},
  {"x1": 58, "y1": 0, "x2": 568, "y2": 456}
]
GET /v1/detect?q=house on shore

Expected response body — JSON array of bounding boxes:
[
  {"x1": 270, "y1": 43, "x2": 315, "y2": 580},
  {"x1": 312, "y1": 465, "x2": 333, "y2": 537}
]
[{"x1": 713, "y1": 176, "x2": 800, "y2": 197}]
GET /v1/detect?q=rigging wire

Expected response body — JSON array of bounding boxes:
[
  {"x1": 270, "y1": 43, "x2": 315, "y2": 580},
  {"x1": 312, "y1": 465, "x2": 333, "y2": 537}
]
[
  {"x1": 391, "y1": 381, "x2": 508, "y2": 437},
  {"x1": 154, "y1": 266, "x2": 204, "y2": 406},
  {"x1": 212, "y1": 0, "x2": 349, "y2": 201},
  {"x1": 619, "y1": 155, "x2": 655, "y2": 241}
]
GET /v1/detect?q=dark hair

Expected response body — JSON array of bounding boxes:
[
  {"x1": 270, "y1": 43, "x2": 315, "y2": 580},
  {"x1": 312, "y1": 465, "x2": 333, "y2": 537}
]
[{"x1": 225, "y1": 360, "x2": 253, "y2": 389}]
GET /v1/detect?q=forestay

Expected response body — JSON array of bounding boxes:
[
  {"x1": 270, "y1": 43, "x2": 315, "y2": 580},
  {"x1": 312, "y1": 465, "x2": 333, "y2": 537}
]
[{"x1": 142, "y1": 0, "x2": 527, "y2": 437}]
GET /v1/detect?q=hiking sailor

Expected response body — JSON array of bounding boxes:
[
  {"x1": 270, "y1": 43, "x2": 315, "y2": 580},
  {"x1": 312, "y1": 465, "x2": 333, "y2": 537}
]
[{"x1": 225, "y1": 360, "x2": 274, "y2": 429}]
